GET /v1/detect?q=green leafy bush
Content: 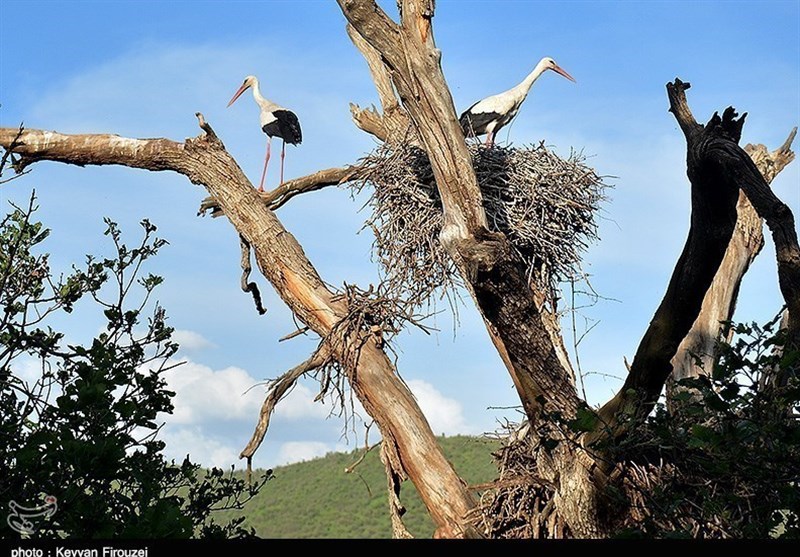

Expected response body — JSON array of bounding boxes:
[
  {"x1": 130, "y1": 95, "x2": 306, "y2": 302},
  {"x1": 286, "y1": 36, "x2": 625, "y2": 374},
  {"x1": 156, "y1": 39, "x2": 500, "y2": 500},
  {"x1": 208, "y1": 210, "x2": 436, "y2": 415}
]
[
  {"x1": 0, "y1": 196, "x2": 269, "y2": 539},
  {"x1": 613, "y1": 316, "x2": 800, "y2": 538}
]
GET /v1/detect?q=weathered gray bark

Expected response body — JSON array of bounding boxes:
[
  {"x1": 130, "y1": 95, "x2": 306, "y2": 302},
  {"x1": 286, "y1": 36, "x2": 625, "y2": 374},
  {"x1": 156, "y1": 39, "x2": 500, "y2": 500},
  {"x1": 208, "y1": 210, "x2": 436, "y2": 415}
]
[{"x1": 0, "y1": 121, "x2": 478, "y2": 538}]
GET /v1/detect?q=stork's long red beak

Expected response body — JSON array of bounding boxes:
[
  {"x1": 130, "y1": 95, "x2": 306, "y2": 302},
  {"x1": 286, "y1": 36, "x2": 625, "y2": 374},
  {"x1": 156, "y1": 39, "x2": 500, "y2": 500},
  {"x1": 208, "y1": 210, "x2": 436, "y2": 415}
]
[
  {"x1": 227, "y1": 82, "x2": 250, "y2": 107},
  {"x1": 552, "y1": 64, "x2": 576, "y2": 83}
]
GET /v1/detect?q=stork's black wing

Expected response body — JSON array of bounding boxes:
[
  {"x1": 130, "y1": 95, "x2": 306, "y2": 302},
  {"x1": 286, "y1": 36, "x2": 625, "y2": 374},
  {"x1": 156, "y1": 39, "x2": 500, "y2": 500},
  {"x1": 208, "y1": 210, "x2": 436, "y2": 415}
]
[
  {"x1": 273, "y1": 110, "x2": 302, "y2": 145},
  {"x1": 459, "y1": 105, "x2": 499, "y2": 137}
]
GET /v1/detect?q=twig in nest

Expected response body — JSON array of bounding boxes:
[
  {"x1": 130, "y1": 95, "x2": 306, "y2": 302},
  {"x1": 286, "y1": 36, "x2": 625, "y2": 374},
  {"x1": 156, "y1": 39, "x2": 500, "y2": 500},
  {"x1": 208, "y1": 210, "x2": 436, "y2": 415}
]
[
  {"x1": 328, "y1": 282, "x2": 436, "y2": 353},
  {"x1": 468, "y1": 421, "x2": 564, "y2": 538},
  {"x1": 239, "y1": 235, "x2": 267, "y2": 315},
  {"x1": 349, "y1": 142, "x2": 610, "y2": 310}
]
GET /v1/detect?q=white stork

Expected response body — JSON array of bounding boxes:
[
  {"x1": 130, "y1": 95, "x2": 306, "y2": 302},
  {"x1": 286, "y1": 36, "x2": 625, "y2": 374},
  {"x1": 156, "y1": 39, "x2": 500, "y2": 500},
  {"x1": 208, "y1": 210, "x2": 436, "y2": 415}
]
[
  {"x1": 227, "y1": 75, "x2": 302, "y2": 192},
  {"x1": 459, "y1": 57, "x2": 575, "y2": 147}
]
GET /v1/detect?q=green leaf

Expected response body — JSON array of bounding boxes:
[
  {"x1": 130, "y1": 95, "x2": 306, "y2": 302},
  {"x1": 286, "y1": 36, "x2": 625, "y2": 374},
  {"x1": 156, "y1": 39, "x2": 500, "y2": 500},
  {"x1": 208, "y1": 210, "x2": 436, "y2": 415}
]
[{"x1": 567, "y1": 406, "x2": 600, "y2": 433}]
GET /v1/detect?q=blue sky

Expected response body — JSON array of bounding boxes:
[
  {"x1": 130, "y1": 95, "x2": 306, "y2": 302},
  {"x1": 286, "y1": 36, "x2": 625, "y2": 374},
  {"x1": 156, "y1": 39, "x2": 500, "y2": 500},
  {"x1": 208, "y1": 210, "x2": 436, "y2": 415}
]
[{"x1": 1, "y1": 0, "x2": 798, "y2": 469}]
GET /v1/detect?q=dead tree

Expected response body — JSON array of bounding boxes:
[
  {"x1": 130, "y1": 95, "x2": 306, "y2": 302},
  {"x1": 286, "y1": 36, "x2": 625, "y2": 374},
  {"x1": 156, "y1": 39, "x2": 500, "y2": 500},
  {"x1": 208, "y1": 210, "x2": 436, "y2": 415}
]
[
  {"x1": 1, "y1": 0, "x2": 798, "y2": 539},
  {"x1": 0, "y1": 119, "x2": 479, "y2": 538},
  {"x1": 668, "y1": 129, "x2": 796, "y2": 397}
]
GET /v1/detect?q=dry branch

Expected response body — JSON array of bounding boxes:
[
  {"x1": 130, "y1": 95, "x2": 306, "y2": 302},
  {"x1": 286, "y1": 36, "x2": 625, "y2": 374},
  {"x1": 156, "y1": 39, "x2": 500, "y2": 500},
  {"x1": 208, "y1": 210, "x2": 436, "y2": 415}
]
[
  {"x1": 733, "y1": 145, "x2": 800, "y2": 356},
  {"x1": 240, "y1": 348, "x2": 327, "y2": 469},
  {"x1": 262, "y1": 165, "x2": 363, "y2": 210},
  {"x1": 198, "y1": 165, "x2": 363, "y2": 217},
  {"x1": 381, "y1": 441, "x2": 414, "y2": 539},
  {"x1": 346, "y1": 23, "x2": 415, "y2": 144},
  {"x1": 0, "y1": 121, "x2": 478, "y2": 538}
]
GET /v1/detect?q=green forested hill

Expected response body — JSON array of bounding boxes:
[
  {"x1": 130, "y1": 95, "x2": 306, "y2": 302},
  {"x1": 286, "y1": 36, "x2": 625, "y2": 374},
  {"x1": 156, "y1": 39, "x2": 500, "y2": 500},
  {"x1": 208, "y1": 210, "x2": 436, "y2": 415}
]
[{"x1": 218, "y1": 435, "x2": 500, "y2": 539}]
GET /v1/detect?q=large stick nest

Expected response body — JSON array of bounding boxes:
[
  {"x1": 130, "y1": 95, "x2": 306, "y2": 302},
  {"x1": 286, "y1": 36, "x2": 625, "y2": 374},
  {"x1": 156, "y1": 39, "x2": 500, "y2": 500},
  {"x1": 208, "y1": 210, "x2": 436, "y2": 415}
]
[{"x1": 349, "y1": 142, "x2": 609, "y2": 307}]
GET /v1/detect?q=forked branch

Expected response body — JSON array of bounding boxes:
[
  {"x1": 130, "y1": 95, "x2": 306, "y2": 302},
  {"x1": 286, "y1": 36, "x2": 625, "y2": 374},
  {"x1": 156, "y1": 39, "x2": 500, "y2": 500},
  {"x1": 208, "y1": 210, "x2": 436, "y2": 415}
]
[
  {"x1": 669, "y1": 128, "x2": 796, "y2": 391},
  {"x1": 593, "y1": 83, "x2": 739, "y2": 434},
  {"x1": 593, "y1": 79, "x2": 798, "y2": 443}
]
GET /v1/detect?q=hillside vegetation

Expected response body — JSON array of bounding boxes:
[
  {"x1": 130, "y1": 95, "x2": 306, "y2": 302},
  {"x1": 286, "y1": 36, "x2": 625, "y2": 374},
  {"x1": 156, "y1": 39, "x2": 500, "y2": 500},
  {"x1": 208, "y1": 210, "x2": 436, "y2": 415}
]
[{"x1": 217, "y1": 435, "x2": 500, "y2": 538}]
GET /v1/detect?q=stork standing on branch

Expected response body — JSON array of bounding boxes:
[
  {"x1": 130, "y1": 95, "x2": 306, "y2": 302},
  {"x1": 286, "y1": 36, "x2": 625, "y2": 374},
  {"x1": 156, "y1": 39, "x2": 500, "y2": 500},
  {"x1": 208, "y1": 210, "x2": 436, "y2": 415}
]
[
  {"x1": 227, "y1": 75, "x2": 302, "y2": 191},
  {"x1": 459, "y1": 57, "x2": 576, "y2": 147}
]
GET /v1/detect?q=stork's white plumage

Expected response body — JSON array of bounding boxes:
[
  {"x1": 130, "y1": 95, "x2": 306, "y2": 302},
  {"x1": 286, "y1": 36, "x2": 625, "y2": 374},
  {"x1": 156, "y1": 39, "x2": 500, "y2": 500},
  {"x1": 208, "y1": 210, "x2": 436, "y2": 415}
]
[
  {"x1": 227, "y1": 75, "x2": 302, "y2": 192},
  {"x1": 459, "y1": 57, "x2": 575, "y2": 146}
]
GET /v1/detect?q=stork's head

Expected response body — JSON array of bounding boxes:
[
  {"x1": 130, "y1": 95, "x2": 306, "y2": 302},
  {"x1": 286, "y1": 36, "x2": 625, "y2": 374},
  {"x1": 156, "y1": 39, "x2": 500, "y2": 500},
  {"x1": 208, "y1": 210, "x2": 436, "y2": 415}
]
[
  {"x1": 227, "y1": 75, "x2": 259, "y2": 107},
  {"x1": 542, "y1": 58, "x2": 576, "y2": 83}
]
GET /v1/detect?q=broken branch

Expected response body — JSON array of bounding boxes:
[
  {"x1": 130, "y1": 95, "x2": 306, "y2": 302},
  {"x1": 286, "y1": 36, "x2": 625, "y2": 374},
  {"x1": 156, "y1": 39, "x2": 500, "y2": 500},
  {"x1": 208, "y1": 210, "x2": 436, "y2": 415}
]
[{"x1": 240, "y1": 347, "x2": 328, "y2": 463}]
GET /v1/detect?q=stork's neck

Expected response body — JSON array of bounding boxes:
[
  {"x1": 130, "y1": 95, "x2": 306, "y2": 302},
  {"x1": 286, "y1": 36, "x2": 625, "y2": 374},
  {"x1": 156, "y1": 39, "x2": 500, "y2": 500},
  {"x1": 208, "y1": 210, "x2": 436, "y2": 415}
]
[
  {"x1": 513, "y1": 59, "x2": 549, "y2": 99},
  {"x1": 251, "y1": 79, "x2": 279, "y2": 111}
]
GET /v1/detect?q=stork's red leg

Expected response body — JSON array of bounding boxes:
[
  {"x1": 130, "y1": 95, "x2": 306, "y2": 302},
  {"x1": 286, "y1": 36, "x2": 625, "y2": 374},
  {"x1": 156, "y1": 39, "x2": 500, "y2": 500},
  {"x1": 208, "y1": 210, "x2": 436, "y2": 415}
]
[
  {"x1": 258, "y1": 137, "x2": 272, "y2": 192},
  {"x1": 484, "y1": 131, "x2": 494, "y2": 147},
  {"x1": 279, "y1": 140, "x2": 286, "y2": 185}
]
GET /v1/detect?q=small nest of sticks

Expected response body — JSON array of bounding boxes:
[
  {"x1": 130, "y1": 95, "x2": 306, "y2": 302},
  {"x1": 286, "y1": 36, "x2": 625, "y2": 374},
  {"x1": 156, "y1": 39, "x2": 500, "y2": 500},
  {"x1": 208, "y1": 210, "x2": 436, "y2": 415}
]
[
  {"x1": 468, "y1": 423, "x2": 568, "y2": 539},
  {"x1": 349, "y1": 142, "x2": 609, "y2": 307}
]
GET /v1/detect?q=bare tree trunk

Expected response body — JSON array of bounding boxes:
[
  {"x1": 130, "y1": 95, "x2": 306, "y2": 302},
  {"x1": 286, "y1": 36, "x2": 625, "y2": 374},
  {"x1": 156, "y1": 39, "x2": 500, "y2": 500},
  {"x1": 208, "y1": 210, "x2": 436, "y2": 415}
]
[
  {"x1": 592, "y1": 80, "x2": 800, "y2": 445},
  {"x1": 0, "y1": 121, "x2": 478, "y2": 538},
  {"x1": 338, "y1": 0, "x2": 581, "y2": 428},
  {"x1": 668, "y1": 130, "x2": 796, "y2": 399}
]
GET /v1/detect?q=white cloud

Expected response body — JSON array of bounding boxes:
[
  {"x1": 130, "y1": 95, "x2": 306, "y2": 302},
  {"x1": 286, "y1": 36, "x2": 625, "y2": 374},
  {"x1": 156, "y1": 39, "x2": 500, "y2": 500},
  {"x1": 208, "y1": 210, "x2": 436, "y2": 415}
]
[
  {"x1": 274, "y1": 382, "x2": 338, "y2": 421},
  {"x1": 407, "y1": 379, "x2": 473, "y2": 436},
  {"x1": 162, "y1": 359, "x2": 342, "y2": 426},
  {"x1": 276, "y1": 441, "x2": 334, "y2": 466},
  {"x1": 165, "y1": 359, "x2": 264, "y2": 424},
  {"x1": 172, "y1": 329, "x2": 214, "y2": 352},
  {"x1": 160, "y1": 426, "x2": 240, "y2": 468}
]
